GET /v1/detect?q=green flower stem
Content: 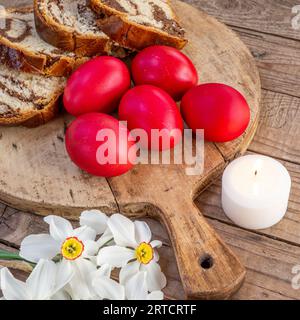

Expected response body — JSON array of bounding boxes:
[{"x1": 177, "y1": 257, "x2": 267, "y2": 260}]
[
  {"x1": 0, "y1": 249, "x2": 35, "y2": 268},
  {"x1": 0, "y1": 250, "x2": 24, "y2": 261}
]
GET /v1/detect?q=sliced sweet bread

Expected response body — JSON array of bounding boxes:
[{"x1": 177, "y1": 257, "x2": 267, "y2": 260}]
[
  {"x1": 34, "y1": 0, "x2": 125, "y2": 57},
  {"x1": 0, "y1": 7, "x2": 87, "y2": 76},
  {"x1": 89, "y1": 0, "x2": 187, "y2": 51},
  {"x1": 0, "y1": 63, "x2": 66, "y2": 127}
]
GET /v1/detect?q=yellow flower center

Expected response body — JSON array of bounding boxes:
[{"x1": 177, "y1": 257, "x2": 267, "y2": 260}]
[
  {"x1": 61, "y1": 237, "x2": 84, "y2": 261},
  {"x1": 135, "y1": 242, "x2": 154, "y2": 265}
]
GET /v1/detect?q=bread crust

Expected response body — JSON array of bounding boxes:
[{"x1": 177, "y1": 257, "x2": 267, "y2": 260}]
[
  {"x1": 0, "y1": 7, "x2": 88, "y2": 77},
  {"x1": 89, "y1": 0, "x2": 187, "y2": 51},
  {"x1": 0, "y1": 91, "x2": 63, "y2": 128},
  {"x1": 34, "y1": 0, "x2": 111, "y2": 57}
]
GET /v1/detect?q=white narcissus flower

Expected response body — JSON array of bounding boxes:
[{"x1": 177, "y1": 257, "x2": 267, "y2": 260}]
[
  {"x1": 97, "y1": 214, "x2": 167, "y2": 292},
  {"x1": 0, "y1": 259, "x2": 73, "y2": 300},
  {"x1": 19, "y1": 212, "x2": 108, "y2": 300},
  {"x1": 6, "y1": 211, "x2": 166, "y2": 300}
]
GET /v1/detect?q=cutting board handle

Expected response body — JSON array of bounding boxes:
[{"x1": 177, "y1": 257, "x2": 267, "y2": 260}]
[{"x1": 157, "y1": 197, "x2": 246, "y2": 300}]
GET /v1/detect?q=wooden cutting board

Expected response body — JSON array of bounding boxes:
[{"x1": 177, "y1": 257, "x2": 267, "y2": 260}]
[{"x1": 0, "y1": 0, "x2": 261, "y2": 299}]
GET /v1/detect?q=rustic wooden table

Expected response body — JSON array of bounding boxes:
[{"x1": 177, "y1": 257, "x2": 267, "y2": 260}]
[{"x1": 1, "y1": 0, "x2": 300, "y2": 300}]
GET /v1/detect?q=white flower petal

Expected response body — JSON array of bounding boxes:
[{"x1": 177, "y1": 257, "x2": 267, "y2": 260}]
[
  {"x1": 97, "y1": 228, "x2": 114, "y2": 248},
  {"x1": 150, "y1": 240, "x2": 163, "y2": 248},
  {"x1": 154, "y1": 250, "x2": 160, "y2": 262},
  {"x1": 107, "y1": 214, "x2": 137, "y2": 247},
  {"x1": 67, "y1": 259, "x2": 97, "y2": 300},
  {"x1": 142, "y1": 261, "x2": 167, "y2": 292},
  {"x1": 97, "y1": 246, "x2": 135, "y2": 268},
  {"x1": 0, "y1": 268, "x2": 30, "y2": 300},
  {"x1": 94, "y1": 264, "x2": 112, "y2": 278},
  {"x1": 134, "y1": 221, "x2": 152, "y2": 244},
  {"x1": 44, "y1": 215, "x2": 73, "y2": 241},
  {"x1": 147, "y1": 291, "x2": 164, "y2": 300},
  {"x1": 54, "y1": 261, "x2": 74, "y2": 295},
  {"x1": 73, "y1": 226, "x2": 97, "y2": 242},
  {"x1": 119, "y1": 260, "x2": 140, "y2": 285},
  {"x1": 82, "y1": 240, "x2": 100, "y2": 258},
  {"x1": 80, "y1": 210, "x2": 108, "y2": 235},
  {"x1": 125, "y1": 272, "x2": 148, "y2": 300},
  {"x1": 20, "y1": 234, "x2": 60, "y2": 263},
  {"x1": 26, "y1": 259, "x2": 56, "y2": 300},
  {"x1": 93, "y1": 277, "x2": 125, "y2": 300}
]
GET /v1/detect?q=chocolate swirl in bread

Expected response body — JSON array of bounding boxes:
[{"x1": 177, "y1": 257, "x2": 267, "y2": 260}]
[
  {"x1": 0, "y1": 7, "x2": 88, "y2": 76},
  {"x1": 0, "y1": 63, "x2": 66, "y2": 127},
  {"x1": 34, "y1": 0, "x2": 125, "y2": 57},
  {"x1": 90, "y1": 0, "x2": 187, "y2": 51}
]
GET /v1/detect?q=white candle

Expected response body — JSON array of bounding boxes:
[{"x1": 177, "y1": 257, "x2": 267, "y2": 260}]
[{"x1": 222, "y1": 155, "x2": 291, "y2": 230}]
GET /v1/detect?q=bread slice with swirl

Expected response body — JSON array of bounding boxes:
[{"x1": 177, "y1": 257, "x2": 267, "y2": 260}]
[
  {"x1": 0, "y1": 63, "x2": 66, "y2": 127},
  {"x1": 0, "y1": 7, "x2": 88, "y2": 76},
  {"x1": 34, "y1": 0, "x2": 125, "y2": 57},
  {"x1": 89, "y1": 0, "x2": 187, "y2": 51}
]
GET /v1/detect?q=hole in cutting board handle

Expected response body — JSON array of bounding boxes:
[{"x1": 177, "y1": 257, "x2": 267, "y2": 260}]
[{"x1": 200, "y1": 254, "x2": 214, "y2": 269}]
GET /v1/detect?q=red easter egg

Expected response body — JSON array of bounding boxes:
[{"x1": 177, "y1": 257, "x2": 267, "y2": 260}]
[
  {"x1": 65, "y1": 113, "x2": 136, "y2": 177},
  {"x1": 64, "y1": 57, "x2": 131, "y2": 116},
  {"x1": 181, "y1": 83, "x2": 250, "y2": 142},
  {"x1": 119, "y1": 85, "x2": 183, "y2": 151},
  {"x1": 132, "y1": 45, "x2": 198, "y2": 101}
]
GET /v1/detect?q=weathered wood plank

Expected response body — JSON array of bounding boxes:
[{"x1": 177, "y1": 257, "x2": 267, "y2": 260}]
[
  {"x1": 0, "y1": 1, "x2": 31, "y2": 7},
  {"x1": 186, "y1": 0, "x2": 300, "y2": 41},
  {"x1": 212, "y1": 219, "x2": 300, "y2": 300},
  {"x1": 250, "y1": 90, "x2": 300, "y2": 165},
  {"x1": 232, "y1": 27, "x2": 300, "y2": 98},
  {"x1": 0, "y1": 203, "x2": 6, "y2": 216}
]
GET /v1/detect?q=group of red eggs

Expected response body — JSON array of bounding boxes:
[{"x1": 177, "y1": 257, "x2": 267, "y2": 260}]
[{"x1": 64, "y1": 45, "x2": 250, "y2": 178}]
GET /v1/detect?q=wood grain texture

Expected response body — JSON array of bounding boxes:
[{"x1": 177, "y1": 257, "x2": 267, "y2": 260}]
[
  {"x1": 250, "y1": 90, "x2": 300, "y2": 164},
  {"x1": 184, "y1": 1, "x2": 300, "y2": 102},
  {"x1": 0, "y1": 115, "x2": 118, "y2": 218},
  {"x1": 185, "y1": 0, "x2": 300, "y2": 41},
  {"x1": 232, "y1": 27, "x2": 300, "y2": 98},
  {"x1": 0, "y1": 1, "x2": 30, "y2": 6},
  {"x1": 186, "y1": 0, "x2": 300, "y2": 106},
  {"x1": 212, "y1": 219, "x2": 300, "y2": 300}
]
